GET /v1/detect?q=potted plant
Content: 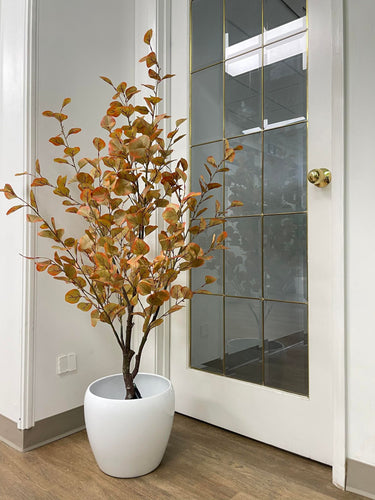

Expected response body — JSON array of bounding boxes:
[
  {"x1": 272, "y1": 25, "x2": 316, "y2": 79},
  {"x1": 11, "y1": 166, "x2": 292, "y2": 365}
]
[{"x1": 1, "y1": 30, "x2": 242, "y2": 478}]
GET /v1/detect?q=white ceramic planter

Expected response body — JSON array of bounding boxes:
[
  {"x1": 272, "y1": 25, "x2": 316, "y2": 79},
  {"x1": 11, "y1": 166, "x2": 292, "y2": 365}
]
[{"x1": 84, "y1": 373, "x2": 174, "y2": 478}]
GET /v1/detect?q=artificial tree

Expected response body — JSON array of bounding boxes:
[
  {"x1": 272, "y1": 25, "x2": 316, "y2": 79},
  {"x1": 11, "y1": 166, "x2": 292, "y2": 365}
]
[{"x1": 1, "y1": 30, "x2": 242, "y2": 399}]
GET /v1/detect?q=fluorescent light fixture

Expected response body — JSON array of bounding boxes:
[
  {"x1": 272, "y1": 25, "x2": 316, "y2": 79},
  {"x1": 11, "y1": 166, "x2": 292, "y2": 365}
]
[
  {"x1": 264, "y1": 17, "x2": 306, "y2": 45},
  {"x1": 225, "y1": 49, "x2": 262, "y2": 77},
  {"x1": 225, "y1": 16, "x2": 307, "y2": 77},
  {"x1": 264, "y1": 32, "x2": 307, "y2": 69},
  {"x1": 241, "y1": 126, "x2": 262, "y2": 135},
  {"x1": 225, "y1": 34, "x2": 262, "y2": 60},
  {"x1": 225, "y1": 31, "x2": 306, "y2": 77},
  {"x1": 263, "y1": 116, "x2": 306, "y2": 130}
]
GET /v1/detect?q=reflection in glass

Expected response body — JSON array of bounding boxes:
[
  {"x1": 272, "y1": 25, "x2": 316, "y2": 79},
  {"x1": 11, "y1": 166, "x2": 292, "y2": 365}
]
[
  {"x1": 264, "y1": 123, "x2": 306, "y2": 214},
  {"x1": 225, "y1": 50, "x2": 262, "y2": 138},
  {"x1": 263, "y1": 214, "x2": 307, "y2": 302},
  {"x1": 264, "y1": 0, "x2": 306, "y2": 39},
  {"x1": 264, "y1": 33, "x2": 307, "y2": 128},
  {"x1": 191, "y1": 224, "x2": 223, "y2": 295},
  {"x1": 191, "y1": 141, "x2": 223, "y2": 218},
  {"x1": 191, "y1": 64, "x2": 223, "y2": 146},
  {"x1": 264, "y1": 300, "x2": 308, "y2": 395},
  {"x1": 190, "y1": 0, "x2": 309, "y2": 396},
  {"x1": 225, "y1": 0, "x2": 262, "y2": 59},
  {"x1": 225, "y1": 217, "x2": 262, "y2": 298},
  {"x1": 191, "y1": 295, "x2": 223, "y2": 374},
  {"x1": 192, "y1": 0, "x2": 223, "y2": 72},
  {"x1": 225, "y1": 297, "x2": 262, "y2": 383},
  {"x1": 225, "y1": 133, "x2": 262, "y2": 216}
]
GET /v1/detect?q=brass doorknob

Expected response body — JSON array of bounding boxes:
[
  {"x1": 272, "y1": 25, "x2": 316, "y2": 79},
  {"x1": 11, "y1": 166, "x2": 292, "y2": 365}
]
[{"x1": 307, "y1": 168, "x2": 332, "y2": 188}]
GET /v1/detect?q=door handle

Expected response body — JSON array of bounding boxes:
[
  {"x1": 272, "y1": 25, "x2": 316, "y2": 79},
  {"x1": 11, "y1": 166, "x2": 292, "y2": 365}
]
[{"x1": 307, "y1": 168, "x2": 332, "y2": 188}]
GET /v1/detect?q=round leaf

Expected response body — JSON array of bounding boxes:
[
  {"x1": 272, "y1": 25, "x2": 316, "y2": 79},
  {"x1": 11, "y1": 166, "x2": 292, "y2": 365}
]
[{"x1": 65, "y1": 289, "x2": 81, "y2": 304}]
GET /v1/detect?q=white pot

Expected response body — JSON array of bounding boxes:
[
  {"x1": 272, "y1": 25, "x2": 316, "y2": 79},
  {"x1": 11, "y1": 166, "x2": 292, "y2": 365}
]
[{"x1": 84, "y1": 372, "x2": 174, "y2": 478}]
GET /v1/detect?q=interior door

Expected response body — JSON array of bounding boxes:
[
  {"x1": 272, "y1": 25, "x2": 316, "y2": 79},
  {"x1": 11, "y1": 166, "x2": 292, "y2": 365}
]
[{"x1": 169, "y1": 0, "x2": 335, "y2": 465}]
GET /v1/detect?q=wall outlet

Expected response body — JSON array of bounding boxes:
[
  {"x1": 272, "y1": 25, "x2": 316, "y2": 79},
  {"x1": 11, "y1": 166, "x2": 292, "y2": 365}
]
[{"x1": 56, "y1": 353, "x2": 77, "y2": 374}]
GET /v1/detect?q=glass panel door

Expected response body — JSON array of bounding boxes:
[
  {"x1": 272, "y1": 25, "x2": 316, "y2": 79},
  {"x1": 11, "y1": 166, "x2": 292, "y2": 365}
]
[{"x1": 190, "y1": 0, "x2": 308, "y2": 395}]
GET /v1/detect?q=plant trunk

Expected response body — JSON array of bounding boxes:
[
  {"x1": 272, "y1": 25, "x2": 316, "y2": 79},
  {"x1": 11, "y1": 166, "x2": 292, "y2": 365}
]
[{"x1": 122, "y1": 353, "x2": 141, "y2": 400}]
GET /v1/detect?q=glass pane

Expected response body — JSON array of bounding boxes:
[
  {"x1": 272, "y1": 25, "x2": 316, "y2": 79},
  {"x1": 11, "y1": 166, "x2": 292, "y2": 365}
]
[
  {"x1": 264, "y1": 33, "x2": 307, "y2": 128},
  {"x1": 225, "y1": 297, "x2": 262, "y2": 383},
  {"x1": 264, "y1": 0, "x2": 306, "y2": 44},
  {"x1": 225, "y1": 50, "x2": 262, "y2": 138},
  {"x1": 191, "y1": 295, "x2": 223, "y2": 374},
  {"x1": 263, "y1": 123, "x2": 306, "y2": 214},
  {"x1": 225, "y1": 217, "x2": 262, "y2": 298},
  {"x1": 264, "y1": 301, "x2": 308, "y2": 395},
  {"x1": 225, "y1": 133, "x2": 262, "y2": 216},
  {"x1": 191, "y1": 225, "x2": 223, "y2": 295},
  {"x1": 191, "y1": 0, "x2": 223, "y2": 72},
  {"x1": 225, "y1": 0, "x2": 262, "y2": 59},
  {"x1": 191, "y1": 141, "x2": 223, "y2": 218},
  {"x1": 191, "y1": 64, "x2": 223, "y2": 146},
  {"x1": 263, "y1": 214, "x2": 307, "y2": 302}
]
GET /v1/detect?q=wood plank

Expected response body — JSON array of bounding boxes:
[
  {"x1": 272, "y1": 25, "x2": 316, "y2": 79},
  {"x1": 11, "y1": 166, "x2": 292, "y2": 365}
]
[{"x1": 0, "y1": 414, "x2": 365, "y2": 500}]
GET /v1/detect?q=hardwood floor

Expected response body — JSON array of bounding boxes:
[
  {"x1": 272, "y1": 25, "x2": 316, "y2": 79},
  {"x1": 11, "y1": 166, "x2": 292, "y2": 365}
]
[{"x1": 0, "y1": 414, "x2": 364, "y2": 500}]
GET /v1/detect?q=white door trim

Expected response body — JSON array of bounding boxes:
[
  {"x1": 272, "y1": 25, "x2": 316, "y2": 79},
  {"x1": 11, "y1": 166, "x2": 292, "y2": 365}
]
[
  {"x1": 330, "y1": 0, "x2": 346, "y2": 489},
  {"x1": 0, "y1": 0, "x2": 36, "y2": 430},
  {"x1": 133, "y1": 0, "x2": 172, "y2": 377},
  {"x1": 19, "y1": 0, "x2": 37, "y2": 431}
]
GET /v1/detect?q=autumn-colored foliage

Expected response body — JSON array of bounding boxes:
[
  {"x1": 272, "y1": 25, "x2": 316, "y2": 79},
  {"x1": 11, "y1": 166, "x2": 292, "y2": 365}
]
[{"x1": 1, "y1": 30, "x2": 242, "y2": 399}]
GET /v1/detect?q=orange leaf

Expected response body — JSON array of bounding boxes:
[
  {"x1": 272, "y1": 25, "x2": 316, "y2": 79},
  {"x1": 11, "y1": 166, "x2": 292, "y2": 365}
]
[
  {"x1": 100, "y1": 115, "x2": 116, "y2": 131},
  {"x1": 205, "y1": 275, "x2": 216, "y2": 284},
  {"x1": 64, "y1": 237, "x2": 76, "y2": 247},
  {"x1": 146, "y1": 52, "x2": 157, "y2": 68},
  {"x1": 49, "y1": 136, "x2": 64, "y2": 146},
  {"x1": 149, "y1": 318, "x2": 164, "y2": 330},
  {"x1": 147, "y1": 290, "x2": 169, "y2": 306},
  {"x1": 38, "y1": 229, "x2": 55, "y2": 239},
  {"x1": 137, "y1": 280, "x2": 153, "y2": 296},
  {"x1": 54, "y1": 113, "x2": 68, "y2": 122},
  {"x1": 78, "y1": 302, "x2": 92, "y2": 312},
  {"x1": 170, "y1": 284, "x2": 183, "y2": 299},
  {"x1": 1, "y1": 184, "x2": 17, "y2": 199},
  {"x1": 14, "y1": 172, "x2": 30, "y2": 177},
  {"x1": 65, "y1": 289, "x2": 81, "y2": 304},
  {"x1": 64, "y1": 147, "x2": 80, "y2": 157},
  {"x1": 100, "y1": 76, "x2": 113, "y2": 86},
  {"x1": 31, "y1": 177, "x2": 49, "y2": 187},
  {"x1": 168, "y1": 304, "x2": 183, "y2": 314},
  {"x1": 144, "y1": 29, "x2": 153, "y2": 45},
  {"x1": 217, "y1": 231, "x2": 227, "y2": 243},
  {"x1": 35, "y1": 260, "x2": 50, "y2": 272},
  {"x1": 93, "y1": 137, "x2": 105, "y2": 152},
  {"x1": 26, "y1": 214, "x2": 43, "y2": 223},
  {"x1": 148, "y1": 69, "x2": 160, "y2": 81},
  {"x1": 62, "y1": 97, "x2": 71, "y2": 108},
  {"x1": 207, "y1": 182, "x2": 221, "y2": 190},
  {"x1": 47, "y1": 264, "x2": 61, "y2": 276},
  {"x1": 162, "y1": 206, "x2": 178, "y2": 225},
  {"x1": 6, "y1": 204, "x2": 23, "y2": 215},
  {"x1": 68, "y1": 128, "x2": 81, "y2": 135},
  {"x1": 63, "y1": 264, "x2": 77, "y2": 279},
  {"x1": 229, "y1": 200, "x2": 243, "y2": 207},
  {"x1": 131, "y1": 238, "x2": 150, "y2": 256},
  {"x1": 91, "y1": 309, "x2": 100, "y2": 327},
  {"x1": 29, "y1": 190, "x2": 37, "y2": 209}
]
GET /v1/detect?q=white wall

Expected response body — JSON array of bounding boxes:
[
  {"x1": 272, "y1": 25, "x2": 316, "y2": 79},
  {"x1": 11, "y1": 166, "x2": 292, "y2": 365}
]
[
  {"x1": 345, "y1": 0, "x2": 375, "y2": 468},
  {"x1": 33, "y1": 0, "x2": 137, "y2": 421}
]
